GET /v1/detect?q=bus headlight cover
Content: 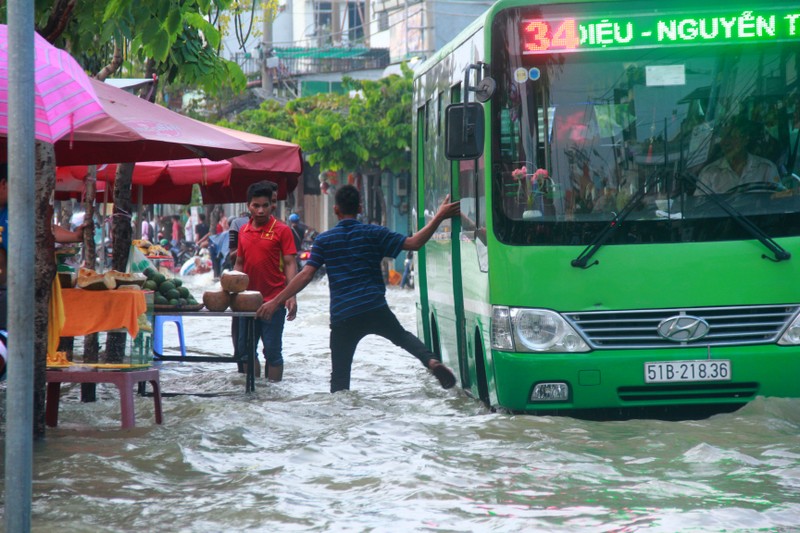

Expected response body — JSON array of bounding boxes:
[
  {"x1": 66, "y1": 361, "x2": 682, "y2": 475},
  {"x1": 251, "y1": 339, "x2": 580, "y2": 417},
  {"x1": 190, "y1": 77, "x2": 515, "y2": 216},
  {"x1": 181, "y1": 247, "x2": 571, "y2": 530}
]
[
  {"x1": 778, "y1": 313, "x2": 800, "y2": 345},
  {"x1": 491, "y1": 306, "x2": 514, "y2": 350},
  {"x1": 512, "y1": 308, "x2": 590, "y2": 353}
]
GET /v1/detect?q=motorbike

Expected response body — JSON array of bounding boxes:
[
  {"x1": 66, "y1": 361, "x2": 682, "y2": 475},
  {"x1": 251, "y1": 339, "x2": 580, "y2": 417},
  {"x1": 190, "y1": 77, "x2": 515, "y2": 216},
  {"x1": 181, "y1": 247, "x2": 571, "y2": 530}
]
[
  {"x1": 297, "y1": 230, "x2": 325, "y2": 280},
  {"x1": 174, "y1": 239, "x2": 198, "y2": 267},
  {"x1": 179, "y1": 247, "x2": 213, "y2": 276},
  {"x1": 401, "y1": 250, "x2": 414, "y2": 289}
]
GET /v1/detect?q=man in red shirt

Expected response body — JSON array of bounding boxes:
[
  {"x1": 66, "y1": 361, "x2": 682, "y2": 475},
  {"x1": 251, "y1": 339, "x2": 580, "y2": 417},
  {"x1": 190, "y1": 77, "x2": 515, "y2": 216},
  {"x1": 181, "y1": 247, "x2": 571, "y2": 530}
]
[{"x1": 234, "y1": 180, "x2": 297, "y2": 381}]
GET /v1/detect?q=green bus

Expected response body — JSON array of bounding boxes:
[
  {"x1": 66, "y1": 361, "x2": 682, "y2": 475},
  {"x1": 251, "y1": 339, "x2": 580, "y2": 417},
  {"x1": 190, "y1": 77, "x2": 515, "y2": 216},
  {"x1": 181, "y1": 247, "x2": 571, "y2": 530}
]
[{"x1": 412, "y1": 0, "x2": 800, "y2": 415}]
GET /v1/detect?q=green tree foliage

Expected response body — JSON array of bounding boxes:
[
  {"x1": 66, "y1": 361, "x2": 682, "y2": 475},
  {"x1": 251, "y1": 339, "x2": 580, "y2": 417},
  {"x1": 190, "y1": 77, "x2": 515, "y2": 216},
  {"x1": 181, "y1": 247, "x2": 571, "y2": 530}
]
[
  {"x1": 218, "y1": 99, "x2": 296, "y2": 141},
  {"x1": 3, "y1": 0, "x2": 250, "y2": 94},
  {"x1": 223, "y1": 64, "x2": 414, "y2": 174},
  {"x1": 345, "y1": 64, "x2": 413, "y2": 173}
]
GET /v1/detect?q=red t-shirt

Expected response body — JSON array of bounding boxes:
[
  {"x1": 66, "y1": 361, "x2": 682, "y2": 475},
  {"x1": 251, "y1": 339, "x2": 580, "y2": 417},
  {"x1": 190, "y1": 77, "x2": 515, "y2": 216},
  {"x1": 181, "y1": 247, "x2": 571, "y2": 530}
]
[{"x1": 236, "y1": 216, "x2": 297, "y2": 301}]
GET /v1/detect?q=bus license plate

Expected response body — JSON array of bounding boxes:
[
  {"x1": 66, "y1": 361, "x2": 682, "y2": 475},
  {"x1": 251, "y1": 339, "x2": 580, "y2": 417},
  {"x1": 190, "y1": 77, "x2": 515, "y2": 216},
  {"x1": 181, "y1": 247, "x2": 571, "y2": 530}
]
[{"x1": 644, "y1": 360, "x2": 731, "y2": 383}]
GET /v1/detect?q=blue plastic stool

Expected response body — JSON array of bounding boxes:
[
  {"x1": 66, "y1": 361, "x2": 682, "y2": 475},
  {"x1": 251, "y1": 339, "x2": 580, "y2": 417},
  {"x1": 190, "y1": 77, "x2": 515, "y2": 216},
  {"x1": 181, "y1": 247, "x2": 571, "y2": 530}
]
[{"x1": 153, "y1": 315, "x2": 186, "y2": 357}]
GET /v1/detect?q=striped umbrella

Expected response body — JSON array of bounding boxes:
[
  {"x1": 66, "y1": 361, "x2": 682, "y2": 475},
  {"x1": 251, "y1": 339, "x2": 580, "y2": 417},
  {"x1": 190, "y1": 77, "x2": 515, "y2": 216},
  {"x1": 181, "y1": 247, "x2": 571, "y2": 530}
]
[{"x1": 0, "y1": 25, "x2": 106, "y2": 143}]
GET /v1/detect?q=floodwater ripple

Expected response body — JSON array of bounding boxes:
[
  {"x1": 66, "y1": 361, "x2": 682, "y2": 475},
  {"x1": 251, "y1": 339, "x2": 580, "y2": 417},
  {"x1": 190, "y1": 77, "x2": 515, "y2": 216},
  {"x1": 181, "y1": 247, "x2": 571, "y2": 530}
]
[{"x1": 2, "y1": 276, "x2": 800, "y2": 531}]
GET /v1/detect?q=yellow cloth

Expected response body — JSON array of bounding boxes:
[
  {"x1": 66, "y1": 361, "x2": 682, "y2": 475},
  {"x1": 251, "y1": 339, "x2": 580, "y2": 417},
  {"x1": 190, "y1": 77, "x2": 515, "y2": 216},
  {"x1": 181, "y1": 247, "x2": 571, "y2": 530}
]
[{"x1": 48, "y1": 275, "x2": 66, "y2": 359}]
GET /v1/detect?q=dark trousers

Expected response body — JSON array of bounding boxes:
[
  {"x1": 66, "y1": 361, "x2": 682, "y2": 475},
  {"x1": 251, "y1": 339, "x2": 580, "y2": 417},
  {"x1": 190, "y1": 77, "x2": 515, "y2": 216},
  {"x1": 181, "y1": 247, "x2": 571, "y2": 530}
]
[
  {"x1": 237, "y1": 307, "x2": 287, "y2": 367},
  {"x1": 329, "y1": 305, "x2": 436, "y2": 393}
]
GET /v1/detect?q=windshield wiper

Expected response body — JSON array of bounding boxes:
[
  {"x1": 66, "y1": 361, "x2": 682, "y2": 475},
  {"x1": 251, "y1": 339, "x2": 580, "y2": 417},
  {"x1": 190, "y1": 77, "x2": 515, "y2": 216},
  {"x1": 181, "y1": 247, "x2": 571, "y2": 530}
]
[
  {"x1": 571, "y1": 172, "x2": 662, "y2": 269},
  {"x1": 682, "y1": 174, "x2": 790, "y2": 263}
]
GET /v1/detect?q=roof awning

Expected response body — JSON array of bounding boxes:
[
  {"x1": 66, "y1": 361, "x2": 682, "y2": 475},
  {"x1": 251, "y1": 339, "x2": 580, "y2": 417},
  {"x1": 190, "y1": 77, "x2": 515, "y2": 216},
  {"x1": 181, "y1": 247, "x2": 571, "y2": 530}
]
[{"x1": 274, "y1": 47, "x2": 383, "y2": 60}]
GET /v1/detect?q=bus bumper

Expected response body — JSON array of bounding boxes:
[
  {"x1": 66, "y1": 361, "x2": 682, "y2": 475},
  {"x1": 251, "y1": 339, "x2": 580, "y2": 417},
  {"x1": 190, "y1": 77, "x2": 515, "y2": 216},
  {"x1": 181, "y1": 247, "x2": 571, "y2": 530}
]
[{"x1": 491, "y1": 345, "x2": 800, "y2": 414}]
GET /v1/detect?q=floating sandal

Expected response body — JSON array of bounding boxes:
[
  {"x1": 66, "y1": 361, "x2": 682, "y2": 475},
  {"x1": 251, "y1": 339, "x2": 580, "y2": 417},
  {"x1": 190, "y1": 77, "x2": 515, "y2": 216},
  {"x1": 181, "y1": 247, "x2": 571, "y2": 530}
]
[{"x1": 429, "y1": 360, "x2": 456, "y2": 389}]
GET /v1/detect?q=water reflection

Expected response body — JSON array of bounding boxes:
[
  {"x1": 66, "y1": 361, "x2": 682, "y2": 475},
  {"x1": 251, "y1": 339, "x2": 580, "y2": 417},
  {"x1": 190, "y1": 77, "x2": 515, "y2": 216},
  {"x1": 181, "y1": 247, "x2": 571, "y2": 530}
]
[{"x1": 2, "y1": 275, "x2": 800, "y2": 530}]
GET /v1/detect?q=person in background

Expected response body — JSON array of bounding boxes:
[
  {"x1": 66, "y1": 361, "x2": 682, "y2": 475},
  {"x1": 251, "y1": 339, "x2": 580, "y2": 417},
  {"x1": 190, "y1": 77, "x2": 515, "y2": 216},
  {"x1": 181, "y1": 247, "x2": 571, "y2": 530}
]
[
  {"x1": 224, "y1": 211, "x2": 249, "y2": 270},
  {"x1": 215, "y1": 208, "x2": 229, "y2": 234},
  {"x1": 288, "y1": 213, "x2": 308, "y2": 253},
  {"x1": 257, "y1": 184, "x2": 460, "y2": 393},
  {"x1": 141, "y1": 213, "x2": 153, "y2": 242},
  {"x1": 234, "y1": 181, "x2": 297, "y2": 381},
  {"x1": 194, "y1": 213, "x2": 210, "y2": 244},
  {"x1": 170, "y1": 214, "x2": 183, "y2": 249},
  {"x1": 184, "y1": 210, "x2": 195, "y2": 244}
]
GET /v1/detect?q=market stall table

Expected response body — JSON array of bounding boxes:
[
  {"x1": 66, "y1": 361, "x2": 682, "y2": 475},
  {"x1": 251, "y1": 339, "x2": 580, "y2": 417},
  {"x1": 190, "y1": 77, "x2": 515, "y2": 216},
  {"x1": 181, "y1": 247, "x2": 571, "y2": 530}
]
[
  {"x1": 152, "y1": 309, "x2": 259, "y2": 392},
  {"x1": 48, "y1": 288, "x2": 162, "y2": 428}
]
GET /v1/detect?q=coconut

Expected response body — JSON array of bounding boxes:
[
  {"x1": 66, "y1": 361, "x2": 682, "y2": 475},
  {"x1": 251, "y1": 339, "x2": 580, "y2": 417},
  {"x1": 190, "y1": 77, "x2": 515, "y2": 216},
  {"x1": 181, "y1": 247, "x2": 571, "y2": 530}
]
[
  {"x1": 230, "y1": 291, "x2": 264, "y2": 312},
  {"x1": 202, "y1": 290, "x2": 231, "y2": 312},
  {"x1": 220, "y1": 270, "x2": 250, "y2": 293}
]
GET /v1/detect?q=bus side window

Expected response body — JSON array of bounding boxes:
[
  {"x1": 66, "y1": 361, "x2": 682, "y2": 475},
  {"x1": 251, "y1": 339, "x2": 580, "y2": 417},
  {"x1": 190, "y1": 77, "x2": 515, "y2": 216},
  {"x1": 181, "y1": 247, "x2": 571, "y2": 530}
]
[
  {"x1": 452, "y1": 83, "x2": 475, "y2": 238},
  {"x1": 459, "y1": 159, "x2": 477, "y2": 235},
  {"x1": 422, "y1": 99, "x2": 437, "y2": 224}
]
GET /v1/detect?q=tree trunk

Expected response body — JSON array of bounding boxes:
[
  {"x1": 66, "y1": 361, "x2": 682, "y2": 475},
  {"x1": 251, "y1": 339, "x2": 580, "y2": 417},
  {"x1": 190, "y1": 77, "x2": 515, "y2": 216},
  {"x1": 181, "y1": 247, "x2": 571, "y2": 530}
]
[
  {"x1": 104, "y1": 163, "x2": 134, "y2": 364},
  {"x1": 40, "y1": 0, "x2": 76, "y2": 43},
  {"x1": 34, "y1": 142, "x2": 57, "y2": 439},
  {"x1": 95, "y1": 43, "x2": 123, "y2": 82},
  {"x1": 371, "y1": 173, "x2": 387, "y2": 226},
  {"x1": 82, "y1": 166, "x2": 99, "y2": 401}
]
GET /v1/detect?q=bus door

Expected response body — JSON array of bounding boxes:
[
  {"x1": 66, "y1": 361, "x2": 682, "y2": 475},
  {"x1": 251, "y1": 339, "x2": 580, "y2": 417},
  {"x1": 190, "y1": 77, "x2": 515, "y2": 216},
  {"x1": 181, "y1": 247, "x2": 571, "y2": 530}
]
[
  {"x1": 444, "y1": 79, "x2": 489, "y2": 395},
  {"x1": 452, "y1": 158, "x2": 470, "y2": 389},
  {"x1": 449, "y1": 84, "x2": 473, "y2": 390}
]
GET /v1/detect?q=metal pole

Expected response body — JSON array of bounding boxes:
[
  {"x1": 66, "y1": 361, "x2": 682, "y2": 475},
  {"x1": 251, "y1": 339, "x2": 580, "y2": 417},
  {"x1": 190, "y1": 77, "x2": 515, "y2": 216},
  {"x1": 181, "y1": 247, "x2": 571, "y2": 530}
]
[
  {"x1": 262, "y1": 2, "x2": 274, "y2": 97},
  {"x1": 6, "y1": 0, "x2": 36, "y2": 531}
]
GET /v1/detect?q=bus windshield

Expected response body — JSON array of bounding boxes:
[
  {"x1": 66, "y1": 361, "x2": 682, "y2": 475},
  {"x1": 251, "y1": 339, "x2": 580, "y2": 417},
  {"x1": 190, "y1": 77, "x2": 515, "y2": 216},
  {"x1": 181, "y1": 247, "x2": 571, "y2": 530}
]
[{"x1": 491, "y1": 3, "x2": 800, "y2": 247}]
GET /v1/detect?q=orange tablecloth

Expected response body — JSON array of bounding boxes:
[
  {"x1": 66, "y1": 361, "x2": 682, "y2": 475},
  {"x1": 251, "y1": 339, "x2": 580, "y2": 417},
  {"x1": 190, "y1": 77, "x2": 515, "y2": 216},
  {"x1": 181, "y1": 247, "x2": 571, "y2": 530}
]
[{"x1": 60, "y1": 288, "x2": 146, "y2": 337}]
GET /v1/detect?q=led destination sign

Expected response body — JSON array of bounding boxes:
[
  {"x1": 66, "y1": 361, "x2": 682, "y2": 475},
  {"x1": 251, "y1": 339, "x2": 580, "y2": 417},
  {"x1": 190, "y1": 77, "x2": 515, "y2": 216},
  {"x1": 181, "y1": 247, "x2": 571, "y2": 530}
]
[{"x1": 521, "y1": 9, "x2": 800, "y2": 54}]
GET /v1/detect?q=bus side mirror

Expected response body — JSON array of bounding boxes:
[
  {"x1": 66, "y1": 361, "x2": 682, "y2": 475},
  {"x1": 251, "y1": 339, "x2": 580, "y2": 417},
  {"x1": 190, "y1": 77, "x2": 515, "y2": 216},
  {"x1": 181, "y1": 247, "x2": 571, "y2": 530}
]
[{"x1": 445, "y1": 102, "x2": 484, "y2": 160}]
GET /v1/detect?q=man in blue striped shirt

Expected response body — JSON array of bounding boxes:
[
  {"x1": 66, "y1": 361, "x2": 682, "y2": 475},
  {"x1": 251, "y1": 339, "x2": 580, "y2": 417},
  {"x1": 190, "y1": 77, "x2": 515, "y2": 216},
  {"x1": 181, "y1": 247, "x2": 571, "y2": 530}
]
[{"x1": 258, "y1": 184, "x2": 460, "y2": 393}]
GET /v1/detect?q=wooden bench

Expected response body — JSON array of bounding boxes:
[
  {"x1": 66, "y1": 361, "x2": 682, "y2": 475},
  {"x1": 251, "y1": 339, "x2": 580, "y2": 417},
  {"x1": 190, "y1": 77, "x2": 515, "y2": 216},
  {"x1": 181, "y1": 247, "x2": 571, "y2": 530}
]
[{"x1": 46, "y1": 368, "x2": 163, "y2": 429}]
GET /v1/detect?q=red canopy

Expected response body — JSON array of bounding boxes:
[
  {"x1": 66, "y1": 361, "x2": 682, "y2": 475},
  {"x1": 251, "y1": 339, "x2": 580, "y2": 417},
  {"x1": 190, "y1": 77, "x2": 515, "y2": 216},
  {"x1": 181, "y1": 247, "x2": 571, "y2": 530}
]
[
  {"x1": 200, "y1": 124, "x2": 303, "y2": 202},
  {"x1": 45, "y1": 80, "x2": 261, "y2": 166},
  {"x1": 55, "y1": 167, "x2": 107, "y2": 200},
  {"x1": 57, "y1": 158, "x2": 232, "y2": 204}
]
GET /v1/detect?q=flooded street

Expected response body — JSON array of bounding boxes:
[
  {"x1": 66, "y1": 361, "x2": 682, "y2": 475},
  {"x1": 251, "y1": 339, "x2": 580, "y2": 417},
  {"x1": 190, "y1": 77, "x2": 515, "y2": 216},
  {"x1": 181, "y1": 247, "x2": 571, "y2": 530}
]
[{"x1": 2, "y1": 276, "x2": 800, "y2": 531}]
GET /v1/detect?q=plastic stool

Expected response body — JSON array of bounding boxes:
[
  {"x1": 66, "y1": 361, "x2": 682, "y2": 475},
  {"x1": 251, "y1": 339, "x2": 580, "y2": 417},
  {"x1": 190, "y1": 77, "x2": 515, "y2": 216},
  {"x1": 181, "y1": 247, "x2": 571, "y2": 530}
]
[{"x1": 153, "y1": 315, "x2": 186, "y2": 357}]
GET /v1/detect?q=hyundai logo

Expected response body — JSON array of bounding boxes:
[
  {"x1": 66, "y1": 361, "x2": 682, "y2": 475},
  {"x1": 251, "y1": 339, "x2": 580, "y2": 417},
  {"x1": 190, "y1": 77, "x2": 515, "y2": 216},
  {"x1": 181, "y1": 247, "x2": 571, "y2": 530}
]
[{"x1": 657, "y1": 315, "x2": 710, "y2": 342}]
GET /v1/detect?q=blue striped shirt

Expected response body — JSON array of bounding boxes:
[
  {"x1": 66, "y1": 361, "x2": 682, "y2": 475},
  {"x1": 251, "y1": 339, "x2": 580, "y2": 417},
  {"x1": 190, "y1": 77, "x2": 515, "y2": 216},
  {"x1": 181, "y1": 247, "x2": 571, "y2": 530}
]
[{"x1": 307, "y1": 219, "x2": 406, "y2": 324}]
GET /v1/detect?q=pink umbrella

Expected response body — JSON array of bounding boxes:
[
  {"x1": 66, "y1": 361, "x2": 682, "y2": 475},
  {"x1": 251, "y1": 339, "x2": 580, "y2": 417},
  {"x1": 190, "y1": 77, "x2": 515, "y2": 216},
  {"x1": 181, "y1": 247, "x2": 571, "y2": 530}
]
[
  {"x1": 200, "y1": 123, "x2": 303, "y2": 201},
  {"x1": 49, "y1": 80, "x2": 261, "y2": 165},
  {"x1": 0, "y1": 25, "x2": 107, "y2": 143},
  {"x1": 2, "y1": 79, "x2": 261, "y2": 165},
  {"x1": 58, "y1": 158, "x2": 232, "y2": 204}
]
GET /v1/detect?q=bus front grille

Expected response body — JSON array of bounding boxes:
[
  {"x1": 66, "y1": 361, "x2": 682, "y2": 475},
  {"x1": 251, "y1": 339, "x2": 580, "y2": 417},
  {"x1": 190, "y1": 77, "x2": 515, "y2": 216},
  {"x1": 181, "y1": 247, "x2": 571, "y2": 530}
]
[
  {"x1": 564, "y1": 305, "x2": 799, "y2": 349},
  {"x1": 618, "y1": 382, "x2": 759, "y2": 402}
]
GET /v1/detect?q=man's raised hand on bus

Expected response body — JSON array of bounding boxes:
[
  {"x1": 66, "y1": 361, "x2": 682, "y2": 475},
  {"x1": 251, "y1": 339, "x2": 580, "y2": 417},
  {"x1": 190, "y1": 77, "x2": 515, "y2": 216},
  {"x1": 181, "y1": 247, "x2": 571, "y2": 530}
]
[{"x1": 403, "y1": 194, "x2": 461, "y2": 251}]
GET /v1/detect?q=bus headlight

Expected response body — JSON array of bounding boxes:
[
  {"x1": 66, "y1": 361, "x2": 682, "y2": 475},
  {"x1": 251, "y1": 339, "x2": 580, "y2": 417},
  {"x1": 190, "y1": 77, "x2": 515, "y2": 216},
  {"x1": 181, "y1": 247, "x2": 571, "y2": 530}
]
[
  {"x1": 512, "y1": 308, "x2": 590, "y2": 353},
  {"x1": 778, "y1": 313, "x2": 800, "y2": 345},
  {"x1": 492, "y1": 306, "x2": 589, "y2": 353}
]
